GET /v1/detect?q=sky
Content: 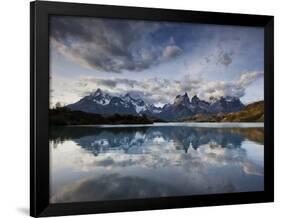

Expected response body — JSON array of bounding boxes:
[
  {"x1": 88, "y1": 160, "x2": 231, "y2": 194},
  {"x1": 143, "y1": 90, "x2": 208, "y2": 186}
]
[{"x1": 50, "y1": 16, "x2": 264, "y2": 107}]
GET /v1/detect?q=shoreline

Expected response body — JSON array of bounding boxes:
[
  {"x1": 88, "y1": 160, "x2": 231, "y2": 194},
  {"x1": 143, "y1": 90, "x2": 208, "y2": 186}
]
[{"x1": 56, "y1": 122, "x2": 264, "y2": 128}]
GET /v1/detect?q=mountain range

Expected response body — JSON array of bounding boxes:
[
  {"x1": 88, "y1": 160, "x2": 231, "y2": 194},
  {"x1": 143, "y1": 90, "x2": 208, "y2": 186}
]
[{"x1": 66, "y1": 88, "x2": 245, "y2": 121}]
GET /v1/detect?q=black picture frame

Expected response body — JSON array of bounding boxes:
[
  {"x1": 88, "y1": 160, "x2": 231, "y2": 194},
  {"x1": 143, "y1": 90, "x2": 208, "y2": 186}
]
[{"x1": 30, "y1": 1, "x2": 274, "y2": 217}]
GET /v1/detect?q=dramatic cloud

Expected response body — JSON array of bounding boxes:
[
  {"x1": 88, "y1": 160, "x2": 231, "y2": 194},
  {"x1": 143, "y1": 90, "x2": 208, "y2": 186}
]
[
  {"x1": 199, "y1": 71, "x2": 263, "y2": 100},
  {"x1": 217, "y1": 50, "x2": 234, "y2": 66},
  {"x1": 237, "y1": 71, "x2": 264, "y2": 87},
  {"x1": 49, "y1": 18, "x2": 264, "y2": 107},
  {"x1": 50, "y1": 16, "x2": 183, "y2": 73},
  {"x1": 80, "y1": 77, "x2": 137, "y2": 89},
  {"x1": 203, "y1": 48, "x2": 234, "y2": 67},
  {"x1": 162, "y1": 45, "x2": 182, "y2": 59}
]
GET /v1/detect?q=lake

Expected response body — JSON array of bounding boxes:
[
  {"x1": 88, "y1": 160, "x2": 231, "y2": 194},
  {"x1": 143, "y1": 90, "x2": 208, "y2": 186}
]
[{"x1": 49, "y1": 123, "x2": 264, "y2": 203}]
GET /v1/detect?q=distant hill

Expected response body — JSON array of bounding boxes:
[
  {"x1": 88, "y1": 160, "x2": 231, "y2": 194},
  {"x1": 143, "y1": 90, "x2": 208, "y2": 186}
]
[
  {"x1": 220, "y1": 101, "x2": 264, "y2": 122},
  {"x1": 185, "y1": 101, "x2": 264, "y2": 122}
]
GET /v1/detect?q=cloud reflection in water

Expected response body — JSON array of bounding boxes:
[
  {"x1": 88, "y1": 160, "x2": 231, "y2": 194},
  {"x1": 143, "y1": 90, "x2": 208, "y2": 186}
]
[{"x1": 50, "y1": 125, "x2": 264, "y2": 203}]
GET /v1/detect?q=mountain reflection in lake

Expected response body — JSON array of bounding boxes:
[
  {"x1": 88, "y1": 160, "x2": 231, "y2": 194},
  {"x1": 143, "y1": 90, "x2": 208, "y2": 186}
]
[{"x1": 50, "y1": 123, "x2": 264, "y2": 203}]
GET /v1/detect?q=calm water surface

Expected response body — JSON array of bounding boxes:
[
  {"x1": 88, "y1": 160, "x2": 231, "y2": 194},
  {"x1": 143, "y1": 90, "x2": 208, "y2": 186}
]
[{"x1": 50, "y1": 123, "x2": 264, "y2": 203}]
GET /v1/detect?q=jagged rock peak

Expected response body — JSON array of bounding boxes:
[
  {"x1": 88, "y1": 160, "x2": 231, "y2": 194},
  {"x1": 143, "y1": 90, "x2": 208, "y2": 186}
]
[
  {"x1": 191, "y1": 95, "x2": 200, "y2": 104},
  {"x1": 121, "y1": 93, "x2": 132, "y2": 100},
  {"x1": 91, "y1": 88, "x2": 103, "y2": 96},
  {"x1": 174, "y1": 92, "x2": 190, "y2": 105}
]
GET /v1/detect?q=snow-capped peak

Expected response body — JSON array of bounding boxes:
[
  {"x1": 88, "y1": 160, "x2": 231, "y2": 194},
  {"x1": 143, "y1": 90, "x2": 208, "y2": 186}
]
[
  {"x1": 120, "y1": 93, "x2": 146, "y2": 113},
  {"x1": 121, "y1": 93, "x2": 133, "y2": 102},
  {"x1": 89, "y1": 88, "x2": 111, "y2": 105},
  {"x1": 225, "y1": 96, "x2": 239, "y2": 102},
  {"x1": 92, "y1": 88, "x2": 103, "y2": 97},
  {"x1": 147, "y1": 104, "x2": 162, "y2": 113}
]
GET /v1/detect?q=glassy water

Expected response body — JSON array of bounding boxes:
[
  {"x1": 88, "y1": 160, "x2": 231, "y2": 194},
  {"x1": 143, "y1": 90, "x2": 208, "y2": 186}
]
[{"x1": 50, "y1": 123, "x2": 264, "y2": 203}]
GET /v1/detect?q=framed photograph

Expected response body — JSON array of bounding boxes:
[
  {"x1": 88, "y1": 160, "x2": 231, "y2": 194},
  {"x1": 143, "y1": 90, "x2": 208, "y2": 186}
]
[{"x1": 30, "y1": 1, "x2": 274, "y2": 217}]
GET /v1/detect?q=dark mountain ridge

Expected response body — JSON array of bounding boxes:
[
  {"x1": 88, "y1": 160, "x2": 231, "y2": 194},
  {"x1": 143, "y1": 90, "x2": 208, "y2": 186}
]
[{"x1": 66, "y1": 88, "x2": 246, "y2": 121}]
